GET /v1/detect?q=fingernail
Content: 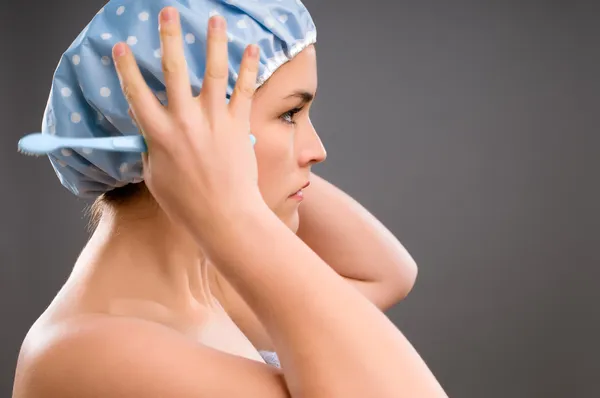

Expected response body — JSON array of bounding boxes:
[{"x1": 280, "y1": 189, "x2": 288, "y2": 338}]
[
  {"x1": 248, "y1": 45, "x2": 258, "y2": 58},
  {"x1": 210, "y1": 16, "x2": 224, "y2": 29},
  {"x1": 161, "y1": 7, "x2": 176, "y2": 23},
  {"x1": 113, "y1": 43, "x2": 127, "y2": 57}
]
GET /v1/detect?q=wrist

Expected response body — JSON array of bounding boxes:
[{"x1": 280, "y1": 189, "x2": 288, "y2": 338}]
[{"x1": 190, "y1": 193, "x2": 273, "y2": 249}]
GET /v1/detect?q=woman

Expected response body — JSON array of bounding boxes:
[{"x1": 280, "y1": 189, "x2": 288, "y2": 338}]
[{"x1": 13, "y1": 1, "x2": 446, "y2": 397}]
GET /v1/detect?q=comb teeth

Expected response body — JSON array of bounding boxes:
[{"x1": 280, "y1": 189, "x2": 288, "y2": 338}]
[
  {"x1": 17, "y1": 146, "x2": 44, "y2": 157},
  {"x1": 20, "y1": 151, "x2": 42, "y2": 157}
]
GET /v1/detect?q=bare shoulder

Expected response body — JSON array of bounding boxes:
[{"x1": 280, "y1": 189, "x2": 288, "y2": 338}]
[{"x1": 13, "y1": 314, "x2": 289, "y2": 398}]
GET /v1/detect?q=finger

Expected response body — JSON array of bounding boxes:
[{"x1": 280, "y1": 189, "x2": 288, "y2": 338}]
[
  {"x1": 199, "y1": 15, "x2": 229, "y2": 118},
  {"x1": 113, "y1": 43, "x2": 168, "y2": 135},
  {"x1": 159, "y1": 7, "x2": 192, "y2": 113},
  {"x1": 228, "y1": 44, "x2": 260, "y2": 122}
]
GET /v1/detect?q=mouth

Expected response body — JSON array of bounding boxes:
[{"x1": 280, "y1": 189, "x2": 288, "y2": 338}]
[{"x1": 289, "y1": 181, "x2": 311, "y2": 199}]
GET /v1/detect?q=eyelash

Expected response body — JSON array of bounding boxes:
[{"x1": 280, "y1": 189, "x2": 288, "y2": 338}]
[{"x1": 280, "y1": 107, "x2": 303, "y2": 125}]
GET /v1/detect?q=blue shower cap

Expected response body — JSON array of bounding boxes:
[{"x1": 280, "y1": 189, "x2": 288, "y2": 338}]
[{"x1": 42, "y1": 0, "x2": 317, "y2": 198}]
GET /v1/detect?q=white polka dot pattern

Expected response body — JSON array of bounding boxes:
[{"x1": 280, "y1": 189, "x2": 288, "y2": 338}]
[
  {"x1": 43, "y1": 0, "x2": 317, "y2": 198},
  {"x1": 100, "y1": 87, "x2": 111, "y2": 97},
  {"x1": 185, "y1": 33, "x2": 196, "y2": 44}
]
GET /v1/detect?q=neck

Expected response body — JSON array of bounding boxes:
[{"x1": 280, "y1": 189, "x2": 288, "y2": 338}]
[{"x1": 76, "y1": 201, "x2": 216, "y2": 315}]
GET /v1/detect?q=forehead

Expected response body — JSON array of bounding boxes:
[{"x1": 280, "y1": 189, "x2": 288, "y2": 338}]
[{"x1": 257, "y1": 45, "x2": 317, "y2": 97}]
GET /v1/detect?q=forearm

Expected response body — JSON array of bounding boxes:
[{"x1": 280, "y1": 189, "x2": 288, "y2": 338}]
[
  {"x1": 297, "y1": 174, "x2": 418, "y2": 304},
  {"x1": 200, "y1": 203, "x2": 446, "y2": 398}
]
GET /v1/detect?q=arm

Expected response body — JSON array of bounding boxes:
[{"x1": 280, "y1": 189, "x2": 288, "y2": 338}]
[
  {"x1": 210, "y1": 173, "x2": 418, "y2": 350},
  {"x1": 297, "y1": 172, "x2": 418, "y2": 310},
  {"x1": 22, "y1": 316, "x2": 291, "y2": 398},
  {"x1": 202, "y1": 203, "x2": 447, "y2": 397}
]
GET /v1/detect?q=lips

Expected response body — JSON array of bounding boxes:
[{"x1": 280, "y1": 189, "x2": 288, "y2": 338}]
[{"x1": 289, "y1": 181, "x2": 310, "y2": 197}]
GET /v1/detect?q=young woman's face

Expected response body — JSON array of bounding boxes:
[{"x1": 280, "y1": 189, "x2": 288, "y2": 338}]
[{"x1": 249, "y1": 45, "x2": 326, "y2": 232}]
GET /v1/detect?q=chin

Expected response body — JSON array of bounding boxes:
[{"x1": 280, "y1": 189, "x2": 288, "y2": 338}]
[{"x1": 277, "y1": 207, "x2": 300, "y2": 233}]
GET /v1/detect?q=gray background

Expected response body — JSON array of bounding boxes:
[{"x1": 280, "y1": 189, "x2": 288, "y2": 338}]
[{"x1": 1, "y1": 0, "x2": 598, "y2": 397}]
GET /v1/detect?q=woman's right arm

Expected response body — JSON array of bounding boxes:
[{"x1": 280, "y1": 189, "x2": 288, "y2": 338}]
[{"x1": 193, "y1": 200, "x2": 448, "y2": 398}]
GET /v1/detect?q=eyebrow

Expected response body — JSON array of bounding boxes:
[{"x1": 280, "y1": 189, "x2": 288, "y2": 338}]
[{"x1": 284, "y1": 90, "x2": 315, "y2": 104}]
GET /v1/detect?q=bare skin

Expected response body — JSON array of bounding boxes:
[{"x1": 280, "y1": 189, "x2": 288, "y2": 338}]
[
  {"x1": 211, "y1": 172, "x2": 419, "y2": 351},
  {"x1": 13, "y1": 8, "x2": 444, "y2": 398}
]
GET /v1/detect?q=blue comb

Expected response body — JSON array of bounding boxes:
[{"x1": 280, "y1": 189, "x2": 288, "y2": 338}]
[
  {"x1": 17, "y1": 133, "x2": 257, "y2": 156},
  {"x1": 17, "y1": 133, "x2": 147, "y2": 156}
]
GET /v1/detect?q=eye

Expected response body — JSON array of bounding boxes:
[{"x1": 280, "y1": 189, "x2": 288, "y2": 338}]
[{"x1": 280, "y1": 107, "x2": 303, "y2": 125}]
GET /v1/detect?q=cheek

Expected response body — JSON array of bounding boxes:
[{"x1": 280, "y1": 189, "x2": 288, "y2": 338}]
[{"x1": 252, "y1": 126, "x2": 295, "y2": 205}]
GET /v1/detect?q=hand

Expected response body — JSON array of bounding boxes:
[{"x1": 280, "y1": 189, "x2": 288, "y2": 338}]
[{"x1": 112, "y1": 7, "x2": 263, "y2": 233}]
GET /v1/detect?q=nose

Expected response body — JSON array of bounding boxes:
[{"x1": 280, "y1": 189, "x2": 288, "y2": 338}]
[{"x1": 297, "y1": 118, "x2": 327, "y2": 167}]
